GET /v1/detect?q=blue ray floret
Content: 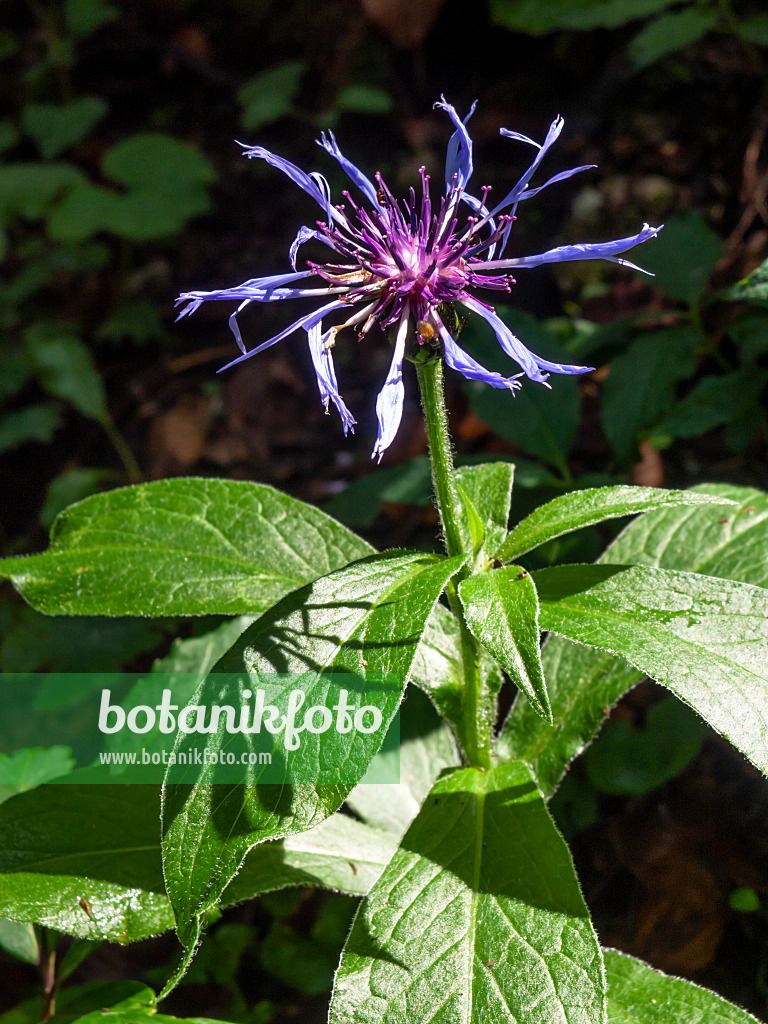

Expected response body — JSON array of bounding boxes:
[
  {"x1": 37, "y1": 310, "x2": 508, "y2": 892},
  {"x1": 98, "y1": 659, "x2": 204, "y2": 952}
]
[{"x1": 176, "y1": 98, "x2": 661, "y2": 460}]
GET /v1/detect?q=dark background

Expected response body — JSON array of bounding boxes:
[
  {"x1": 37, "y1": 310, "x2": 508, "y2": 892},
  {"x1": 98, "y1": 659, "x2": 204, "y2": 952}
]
[{"x1": 1, "y1": 0, "x2": 768, "y2": 1020}]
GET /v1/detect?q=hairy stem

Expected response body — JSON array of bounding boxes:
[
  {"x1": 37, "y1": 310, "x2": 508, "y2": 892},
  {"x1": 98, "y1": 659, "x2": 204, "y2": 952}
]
[{"x1": 416, "y1": 357, "x2": 492, "y2": 769}]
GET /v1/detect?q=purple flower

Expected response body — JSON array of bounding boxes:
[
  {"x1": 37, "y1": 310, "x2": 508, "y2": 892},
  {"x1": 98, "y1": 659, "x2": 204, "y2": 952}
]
[{"x1": 176, "y1": 98, "x2": 661, "y2": 460}]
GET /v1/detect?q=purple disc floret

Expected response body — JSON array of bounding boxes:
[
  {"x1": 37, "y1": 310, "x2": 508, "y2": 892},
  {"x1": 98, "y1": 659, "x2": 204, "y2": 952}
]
[{"x1": 175, "y1": 97, "x2": 661, "y2": 460}]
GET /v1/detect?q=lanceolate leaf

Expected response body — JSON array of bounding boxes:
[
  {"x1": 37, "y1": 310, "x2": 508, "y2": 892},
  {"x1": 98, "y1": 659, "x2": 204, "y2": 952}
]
[
  {"x1": 0, "y1": 785, "x2": 172, "y2": 943},
  {"x1": 497, "y1": 641, "x2": 642, "y2": 796},
  {"x1": 606, "y1": 484, "x2": 768, "y2": 588},
  {"x1": 459, "y1": 566, "x2": 550, "y2": 721},
  {"x1": 0, "y1": 478, "x2": 373, "y2": 616},
  {"x1": 0, "y1": 781, "x2": 393, "y2": 944},
  {"x1": 498, "y1": 484, "x2": 768, "y2": 795},
  {"x1": 162, "y1": 551, "x2": 465, "y2": 956},
  {"x1": 496, "y1": 486, "x2": 735, "y2": 562},
  {"x1": 346, "y1": 685, "x2": 459, "y2": 838},
  {"x1": 330, "y1": 761, "x2": 606, "y2": 1024},
  {"x1": 454, "y1": 462, "x2": 514, "y2": 560},
  {"x1": 604, "y1": 948, "x2": 761, "y2": 1024},
  {"x1": 533, "y1": 563, "x2": 768, "y2": 776}
]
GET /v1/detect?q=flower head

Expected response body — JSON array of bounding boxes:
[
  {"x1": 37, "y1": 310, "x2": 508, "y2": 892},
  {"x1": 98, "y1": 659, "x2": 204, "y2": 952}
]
[{"x1": 176, "y1": 98, "x2": 661, "y2": 460}]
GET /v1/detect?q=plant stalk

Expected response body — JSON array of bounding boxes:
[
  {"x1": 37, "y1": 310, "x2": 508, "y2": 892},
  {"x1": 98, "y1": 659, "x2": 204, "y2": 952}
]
[{"x1": 415, "y1": 357, "x2": 492, "y2": 769}]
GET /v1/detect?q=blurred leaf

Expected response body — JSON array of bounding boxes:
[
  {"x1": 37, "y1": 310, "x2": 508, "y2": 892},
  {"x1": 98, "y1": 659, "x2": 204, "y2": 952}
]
[
  {"x1": 736, "y1": 13, "x2": 768, "y2": 46},
  {"x1": 0, "y1": 120, "x2": 18, "y2": 153},
  {"x1": 25, "y1": 323, "x2": 108, "y2": 422},
  {"x1": 652, "y1": 368, "x2": 768, "y2": 441},
  {"x1": 0, "y1": 981, "x2": 157, "y2": 1024},
  {"x1": 462, "y1": 309, "x2": 580, "y2": 475},
  {"x1": 639, "y1": 210, "x2": 724, "y2": 305},
  {"x1": 40, "y1": 468, "x2": 112, "y2": 529},
  {"x1": 628, "y1": 7, "x2": 719, "y2": 68},
  {"x1": 583, "y1": 695, "x2": 707, "y2": 794},
  {"x1": 0, "y1": 606, "x2": 162, "y2": 673},
  {"x1": 727, "y1": 311, "x2": 768, "y2": 360},
  {"x1": 0, "y1": 919, "x2": 38, "y2": 964},
  {"x1": 336, "y1": 84, "x2": 393, "y2": 114},
  {"x1": 64, "y1": 0, "x2": 119, "y2": 38},
  {"x1": 605, "y1": 949, "x2": 761, "y2": 1024},
  {"x1": 325, "y1": 456, "x2": 433, "y2": 527},
  {"x1": 490, "y1": 0, "x2": 676, "y2": 35},
  {"x1": 346, "y1": 684, "x2": 458, "y2": 838},
  {"x1": 0, "y1": 402, "x2": 61, "y2": 454},
  {"x1": 726, "y1": 255, "x2": 768, "y2": 302},
  {"x1": 21, "y1": 98, "x2": 108, "y2": 159},
  {"x1": 47, "y1": 134, "x2": 216, "y2": 242},
  {"x1": 96, "y1": 300, "x2": 165, "y2": 345},
  {"x1": 602, "y1": 325, "x2": 700, "y2": 460},
  {"x1": 729, "y1": 887, "x2": 761, "y2": 912},
  {"x1": 0, "y1": 30, "x2": 19, "y2": 61},
  {"x1": 0, "y1": 746, "x2": 75, "y2": 805},
  {"x1": 0, "y1": 163, "x2": 84, "y2": 219},
  {"x1": 238, "y1": 61, "x2": 304, "y2": 131}
]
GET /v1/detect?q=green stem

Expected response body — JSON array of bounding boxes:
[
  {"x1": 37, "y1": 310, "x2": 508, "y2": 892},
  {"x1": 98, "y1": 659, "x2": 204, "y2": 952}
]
[
  {"x1": 102, "y1": 417, "x2": 142, "y2": 484},
  {"x1": 415, "y1": 357, "x2": 492, "y2": 769}
]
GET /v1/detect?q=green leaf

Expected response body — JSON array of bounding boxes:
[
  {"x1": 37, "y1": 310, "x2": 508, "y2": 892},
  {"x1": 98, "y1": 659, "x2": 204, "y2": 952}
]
[
  {"x1": 726, "y1": 255, "x2": 768, "y2": 301},
  {"x1": 408, "y1": 603, "x2": 464, "y2": 724},
  {"x1": 238, "y1": 61, "x2": 304, "y2": 130},
  {"x1": 25, "y1": 323, "x2": 108, "y2": 422},
  {"x1": 499, "y1": 484, "x2": 768, "y2": 794},
  {"x1": 95, "y1": 299, "x2": 165, "y2": 346},
  {"x1": 0, "y1": 162, "x2": 85, "y2": 220},
  {"x1": 459, "y1": 565, "x2": 550, "y2": 721},
  {"x1": 21, "y1": 98, "x2": 108, "y2": 159},
  {"x1": 652, "y1": 369, "x2": 768, "y2": 441},
  {"x1": 0, "y1": 607, "x2": 162, "y2": 674},
  {"x1": 462, "y1": 308, "x2": 581, "y2": 475},
  {"x1": 533, "y1": 563, "x2": 768, "y2": 776},
  {"x1": 736, "y1": 13, "x2": 768, "y2": 47},
  {"x1": 454, "y1": 462, "x2": 514, "y2": 560},
  {"x1": 329, "y1": 761, "x2": 606, "y2": 1024},
  {"x1": 498, "y1": 485, "x2": 735, "y2": 562},
  {"x1": 604, "y1": 948, "x2": 760, "y2": 1023},
  {"x1": 47, "y1": 134, "x2": 215, "y2": 242},
  {"x1": 335, "y1": 84, "x2": 393, "y2": 114},
  {"x1": 0, "y1": 785, "x2": 173, "y2": 943},
  {"x1": 628, "y1": 7, "x2": 719, "y2": 68},
  {"x1": 324, "y1": 456, "x2": 433, "y2": 527},
  {"x1": 223, "y1": 813, "x2": 397, "y2": 905},
  {"x1": 583, "y1": 695, "x2": 707, "y2": 794},
  {"x1": 409, "y1": 603, "x2": 505, "y2": 756},
  {"x1": 0, "y1": 402, "x2": 61, "y2": 455},
  {"x1": 638, "y1": 210, "x2": 724, "y2": 305},
  {"x1": 466, "y1": 375, "x2": 579, "y2": 476},
  {"x1": 0, "y1": 477, "x2": 374, "y2": 616},
  {"x1": 65, "y1": 0, "x2": 118, "y2": 38},
  {"x1": 40, "y1": 468, "x2": 112, "y2": 530},
  {"x1": 601, "y1": 326, "x2": 700, "y2": 460},
  {"x1": 726, "y1": 311, "x2": 768, "y2": 361},
  {"x1": 161, "y1": 551, "x2": 465, "y2": 956},
  {"x1": 490, "y1": 0, "x2": 676, "y2": 34},
  {"x1": 0, "y1": 120, "x2": 19, "y2": 154},
  {"x1": 606, "y1": 484, "x2": 768, "y2": 588},
  {"x1": 0, "y1": 919, "x2": 38, "y2": 964},
  {"x1": 0, "y1": 746, "x2": 75, "y2": 804},
  {"x1": 346, "y1": 685, "x2": 458, "y2": 837},
  {"x1": 498, "y1": 639, "x2": 642, "y2": 796},
  {"x1": 1, "y1": 980, "x2": 155, "y2": 1024}
]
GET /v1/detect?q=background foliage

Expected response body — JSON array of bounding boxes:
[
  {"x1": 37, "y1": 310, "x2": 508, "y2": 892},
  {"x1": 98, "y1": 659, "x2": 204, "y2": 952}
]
[{"x1": 1, "y1": 0, "x2": 768, "y2": 1020}]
